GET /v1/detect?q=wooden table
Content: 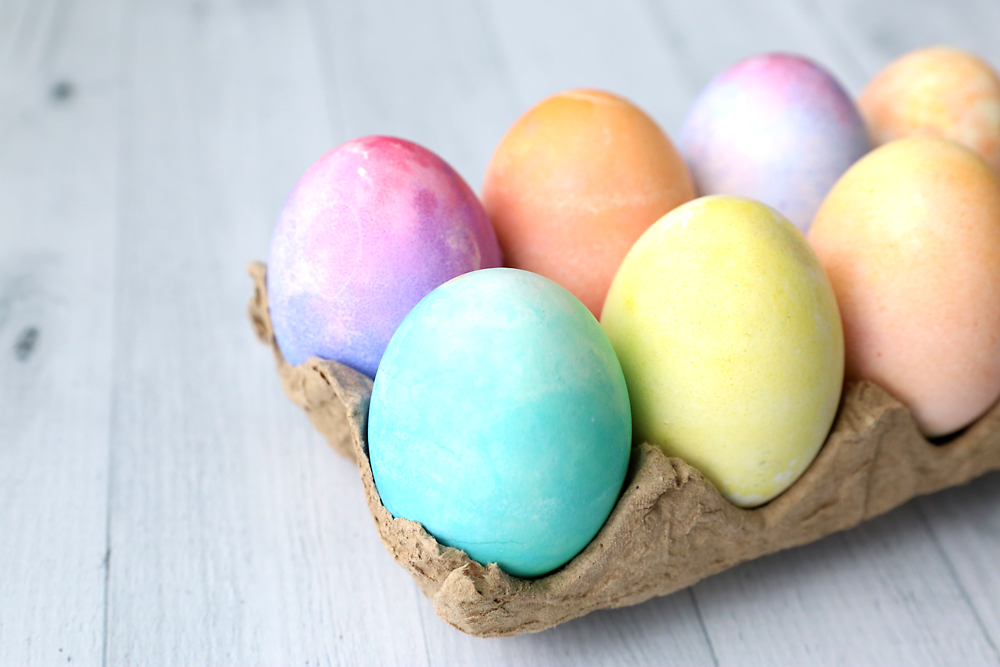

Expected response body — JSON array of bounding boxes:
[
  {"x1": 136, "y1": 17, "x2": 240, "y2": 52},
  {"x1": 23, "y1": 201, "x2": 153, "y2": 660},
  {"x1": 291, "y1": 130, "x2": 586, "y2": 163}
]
[{"x1": 3, "y1": 0, "x2": 1000, "y2": 664}]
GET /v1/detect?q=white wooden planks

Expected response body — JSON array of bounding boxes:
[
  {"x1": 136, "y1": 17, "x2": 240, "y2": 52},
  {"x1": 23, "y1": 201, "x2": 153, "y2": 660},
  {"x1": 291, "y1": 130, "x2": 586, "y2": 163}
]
[
  {"x1": 3, "y1": 0, "x2": 1000, "y2": 664},
  {"x1": 921, "y1": 475, "x2": 1000, "y2": 652},
  {"x1": 0, "y1": 0, "x2": 123, "y2": 664},
  {"x1": 104, "y1": 1, "x2": 428, "y2": 664},
  {"x1": 640, "y1": 0, "x2": 868, "y2": 108},
  {"x1": 97, "y1": 1, "x2": 1000, "y2": 664},
  {"x1": 309, "y1": 0, "x2": 519, "y2": 190},
  {"x1": 418, "y1": 590, "x2": 717, "y2": 667},
  {"x1": 694, "y1": 505, "x2": 1000, "y2": 666},
  {"x1": 482, "y1": 0, "x2": 694, "y2": 133},
  {"x1": 813, "y1": 0, "x2": 1000, "y2": 81}
]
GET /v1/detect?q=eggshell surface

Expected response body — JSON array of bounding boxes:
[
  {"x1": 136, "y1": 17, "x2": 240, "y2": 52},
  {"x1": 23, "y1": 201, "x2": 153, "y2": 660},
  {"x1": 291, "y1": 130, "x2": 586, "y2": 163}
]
[
  {"x1": 267, "y1": 136, "x2": 502, "y2": 377},
  {"x1": 482, "y1": 89, "x2": 694, "y2": 318},
  {"x1": 368, "y1": 268, "x2": 632, "y2": 578},
  {"x1": 859, "y1": 47, "x2": 1000, "y2": 171},
  {"x1": 601, "y1": 196, "x2": 844, "y2": 507},
  {"x1": 678, "y1": 53, "x2": 870, "y2": 233},
  {"x1": 808, "y1": 137, "x2": 1000, "y2": 437}
]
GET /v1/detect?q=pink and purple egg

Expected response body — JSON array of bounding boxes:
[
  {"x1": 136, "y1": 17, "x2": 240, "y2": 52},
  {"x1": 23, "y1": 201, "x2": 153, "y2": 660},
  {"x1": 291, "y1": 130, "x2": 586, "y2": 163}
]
[
  {"x1": 267, "y1": 136, "x2": 502, "y2": 377},
  {"x1": 678, "y1": 53, "x2": 871, "y2": 233}
]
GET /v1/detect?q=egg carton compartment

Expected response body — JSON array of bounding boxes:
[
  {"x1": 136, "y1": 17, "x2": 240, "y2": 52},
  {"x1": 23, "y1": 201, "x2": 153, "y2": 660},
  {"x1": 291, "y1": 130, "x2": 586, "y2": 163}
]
[{"x1": 248, "y1": 261, "x2": 1000, "y2": 638}]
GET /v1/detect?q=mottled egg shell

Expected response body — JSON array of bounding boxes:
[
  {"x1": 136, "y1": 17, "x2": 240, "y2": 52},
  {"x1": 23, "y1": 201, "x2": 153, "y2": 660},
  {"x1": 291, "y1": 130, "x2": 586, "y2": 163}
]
[
  {"x1": 601, "y1": 196, "x2": 844, "y2": 508},
  {"x1": 808, "y1": 137, "x2": 1000, "y2": 437},
  {"x1": 678, "y1": 53, "x2": 870, "y2": 233},
  {"x1": 859, "y1": 47, "x2": 1000, "y2": 171},
  {"x1": 267, "y1": 136, "x2": 502, "y2": 377},
  {"x1": 482, "y1": 89, "x2": 695, "y2": 318},
  {"x1": 369, "y1": 268, "x2": 631, "y2": 578}
]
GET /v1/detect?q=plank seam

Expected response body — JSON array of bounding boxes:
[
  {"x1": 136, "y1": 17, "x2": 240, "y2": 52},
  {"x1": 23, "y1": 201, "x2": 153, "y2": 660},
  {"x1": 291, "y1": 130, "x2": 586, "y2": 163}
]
[
  {"x1": 102, "y1": 0, "x2": 133, "y2": 664},
  {"x1": 303, "y1": 0, "x2": 349, "y2": 143},
  {"x1": 688, "y1": 588, "x2": 720, "y2": 667},
  {"x1": 914, "y1": 500, "x2": 1000, "y2": 665},
  {"x1": 794, "y1": 0, "x2": 872, "y2": 86}
]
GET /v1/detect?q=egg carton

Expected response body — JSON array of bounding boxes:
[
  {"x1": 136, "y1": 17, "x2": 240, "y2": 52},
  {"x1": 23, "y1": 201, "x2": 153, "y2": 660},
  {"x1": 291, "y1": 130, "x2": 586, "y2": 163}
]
[{"x1": 248, "y1": 261, "x2": 1000, "y2": 638}]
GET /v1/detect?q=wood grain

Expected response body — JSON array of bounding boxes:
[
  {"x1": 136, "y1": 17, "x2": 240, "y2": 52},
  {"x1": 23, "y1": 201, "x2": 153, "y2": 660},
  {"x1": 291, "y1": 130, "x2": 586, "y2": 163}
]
[
  {"x1": 309, "y1": 0, "x2": 519, "y2": 190},
  {"x1": 3, "y1": 0, "x2": 1000, "y2": 664},
  {"x1": 0, "y1": 0, "x2": 122, "y2": 664},
  {"x1": 104, "y1": 1, "x2": 428, "y2": 664}
]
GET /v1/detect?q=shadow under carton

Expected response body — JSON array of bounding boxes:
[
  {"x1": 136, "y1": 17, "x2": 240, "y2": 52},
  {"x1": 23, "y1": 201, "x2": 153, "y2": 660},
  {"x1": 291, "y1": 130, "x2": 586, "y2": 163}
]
[{"x1": 248, "y1": 261, "x2": 1000, "y2": 638}]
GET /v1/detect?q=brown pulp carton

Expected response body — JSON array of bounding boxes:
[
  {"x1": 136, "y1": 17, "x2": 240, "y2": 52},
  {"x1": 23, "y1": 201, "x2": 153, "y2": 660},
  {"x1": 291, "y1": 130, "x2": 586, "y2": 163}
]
[{"x1": 248, "y1": 261, "x2": 1000, "y2": 638}]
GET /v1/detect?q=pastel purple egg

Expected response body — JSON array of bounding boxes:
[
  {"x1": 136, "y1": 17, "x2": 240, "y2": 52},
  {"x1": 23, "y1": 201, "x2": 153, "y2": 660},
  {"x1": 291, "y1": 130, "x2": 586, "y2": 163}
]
[
  {"x1": 678, "y1": 53, "x2": 871, "y2": 232},
  {"x1": 267, "y1": 136, "x2": 502, "y2": 377}
]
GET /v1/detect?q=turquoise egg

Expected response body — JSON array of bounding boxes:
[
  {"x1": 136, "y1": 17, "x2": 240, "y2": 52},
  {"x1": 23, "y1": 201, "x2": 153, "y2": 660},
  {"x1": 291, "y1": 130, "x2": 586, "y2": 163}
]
[{"x1": 368, "y1": 268, "x2": 631, "y2": 578}]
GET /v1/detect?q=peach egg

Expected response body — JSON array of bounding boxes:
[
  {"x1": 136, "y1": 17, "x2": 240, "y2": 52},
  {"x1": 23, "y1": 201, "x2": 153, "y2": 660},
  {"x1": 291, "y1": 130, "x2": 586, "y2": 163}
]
[
  {"x1": 859, "y1": 47, "x2": 1000, "y2": 171},
  {"x1": 482, "y1": 89, "x2": 695, "y2": 317},
  {"x1": 808, "y1": 137, "x2": 1000, "y2": 437}
]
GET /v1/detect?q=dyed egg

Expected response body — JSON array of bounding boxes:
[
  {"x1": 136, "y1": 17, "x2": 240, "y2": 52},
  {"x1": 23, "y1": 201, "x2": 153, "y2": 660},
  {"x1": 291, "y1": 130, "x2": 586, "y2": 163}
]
[
  {"x1": 809, "y1": 137, "x2": 1000, "y2": 437},
  {"x1": 601, "y1": 196, "x2": 844, "y2": 507},
  {"x1": 678, "y1": 53, "x2": 870, "y2": 233},
  {"x1": 369, "y1": 268, "x2": 631, "y2": 578},
  {"x1": 267, "y1": 136, "x2": 501, "y2": 377},
  {"x1": 859, "y1": 47, "x2": 1000, "y2": 171},
  {"x1": 482, "y1": 89, "x2": 694, "y2": 318}
]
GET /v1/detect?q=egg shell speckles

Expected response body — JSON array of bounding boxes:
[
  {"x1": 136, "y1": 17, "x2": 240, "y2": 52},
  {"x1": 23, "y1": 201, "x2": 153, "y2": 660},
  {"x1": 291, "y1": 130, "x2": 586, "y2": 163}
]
[
  {"x1": 601, "y1": 196, "x2": 844, "y2": 507},
  {"x1": 368, "y1": 268, "x2": 632, "y2": 579},
  {"x1": 482, "y1": 89, "x2": 695, "y2": 318},
  {"x1": 267, "y1": 136, "x2": 502, "y2": 377},
  {"x1": 859, "y1": 47, "x2": 1000, "y2": 171},
  {"x1": 678, "y1": 53, "x2": 870, "y2": 233},
  {"x1": 809, "y1": 137, "x2": 1000, "y2": 437}
]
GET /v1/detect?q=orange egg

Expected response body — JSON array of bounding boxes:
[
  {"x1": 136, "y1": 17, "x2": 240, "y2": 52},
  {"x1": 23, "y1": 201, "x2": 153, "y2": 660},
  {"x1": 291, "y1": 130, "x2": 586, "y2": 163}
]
[
  {"x1": 808, "y1": 137, "x2": 1000, "y2": 437},
  {"x1": 482, "y1": 90, "x2": 695, "y2": 317},
  {"x1": 859, "y1": 47, "x2": 1000, "y2": 171}
]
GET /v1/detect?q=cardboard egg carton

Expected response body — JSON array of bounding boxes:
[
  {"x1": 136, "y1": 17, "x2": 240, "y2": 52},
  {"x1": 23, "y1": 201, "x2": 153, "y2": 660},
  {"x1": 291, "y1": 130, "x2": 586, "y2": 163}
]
[{"x1": 248, "y1": 261, "x2": 1000, "y2": 638}]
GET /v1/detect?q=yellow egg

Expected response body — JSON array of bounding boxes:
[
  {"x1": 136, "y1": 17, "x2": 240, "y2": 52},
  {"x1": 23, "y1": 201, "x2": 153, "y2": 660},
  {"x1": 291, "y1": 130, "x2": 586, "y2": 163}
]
[
  {"x1": 601, "y1": 196, "x2": 844, "y2": 507},
  {"x1": 809, "y1": 137, "x2": 1000, "y2": 437}
]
